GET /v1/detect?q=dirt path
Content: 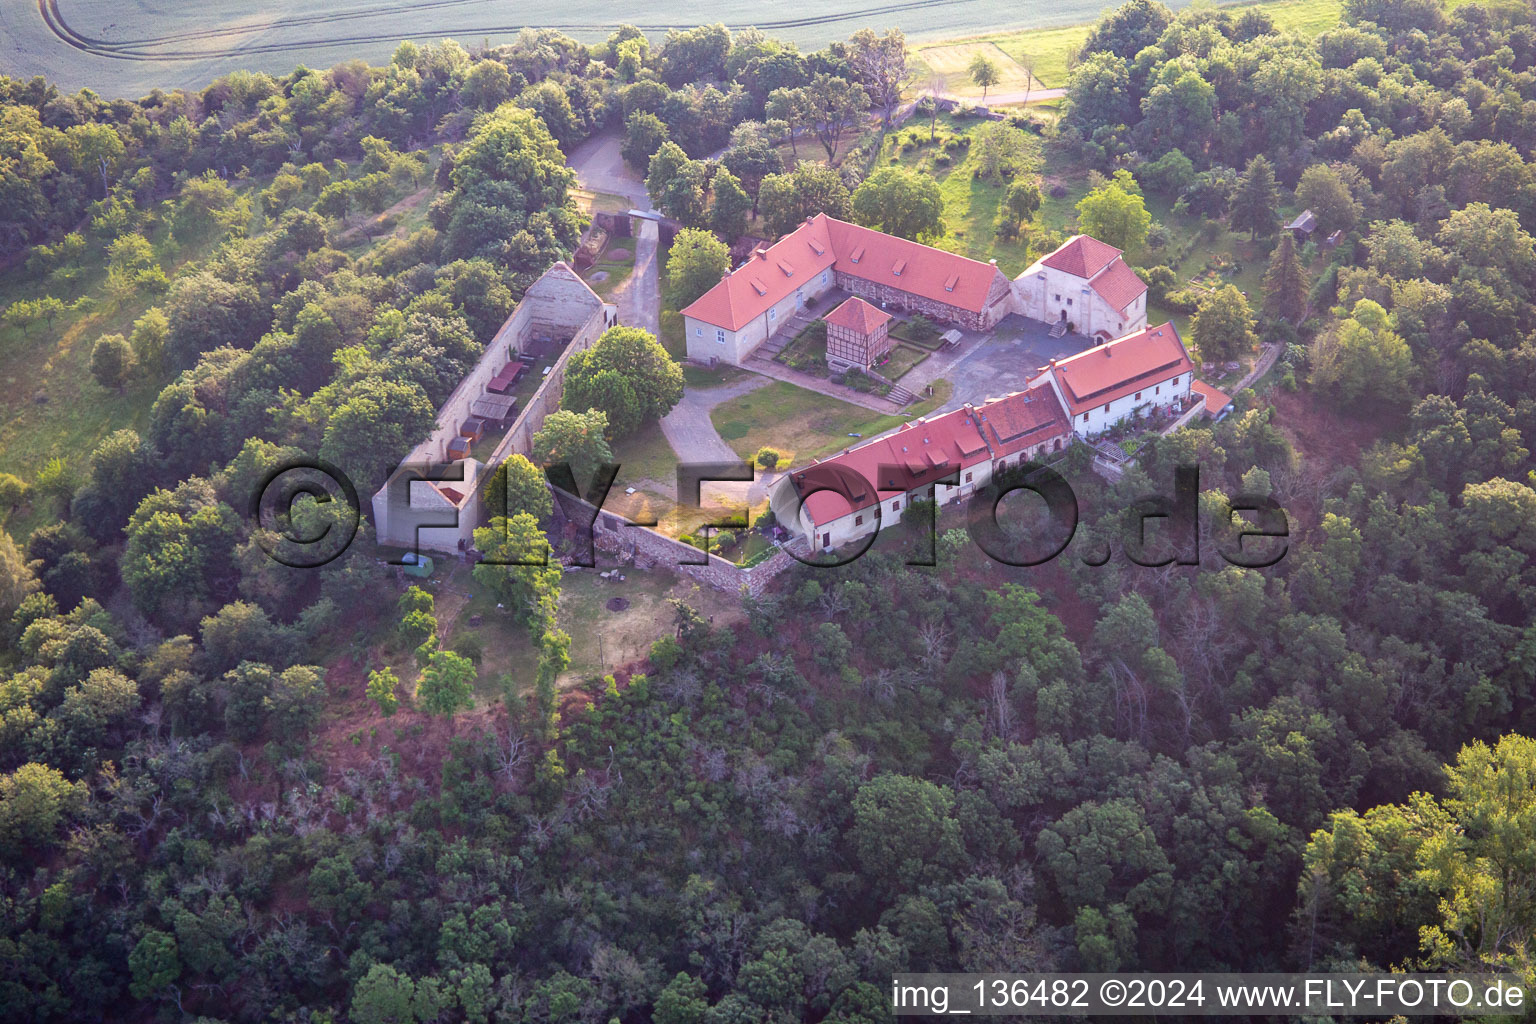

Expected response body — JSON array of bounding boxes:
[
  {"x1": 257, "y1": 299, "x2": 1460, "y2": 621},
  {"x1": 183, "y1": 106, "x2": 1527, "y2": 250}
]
[
  {"x1": 958, "y1": 86, "x2": 1066, "y2": 106},
  {"x1": 568, "y1": 132, "x2": 650, "y2": 209},
  {"x1": 333, "y1": 184, "x2": 431, "y2": 246},
  {"x1": 659, "y1": 374, "x2": 781, "y2": 503},
  {"x1": 614, "y1": 219, "x2": 660, "y2": 336}
]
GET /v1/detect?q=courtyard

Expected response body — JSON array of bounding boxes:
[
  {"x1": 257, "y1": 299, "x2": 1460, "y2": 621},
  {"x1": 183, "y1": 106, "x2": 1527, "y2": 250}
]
[{"x1": 921, "y1": 314, "x2": 1094, "y2": 412}]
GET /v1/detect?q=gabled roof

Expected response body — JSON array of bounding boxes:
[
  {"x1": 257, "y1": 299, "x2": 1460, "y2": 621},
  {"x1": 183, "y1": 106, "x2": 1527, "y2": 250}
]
[
  {"x1": 1088, "y1": 257, "x2": 1147, "y2": 315},
  {"x1": 970, "y1": 386, "x2": 1071, "y2": 459},
  {"x1": 791, "y1": 405, "x2": 991, "y2": 527},
  {"x1": 823, "y1": 296, "x2": 891, "y2": 334},
  {"x1": 681, "y1": 214, "x2": 1006, "y2": 332},
  {"x1": 1287, "y1": 209, "x2": 1317, "y2": 233},
  {"x1": 823, "y1": 217, "x2": 1005, "y2": 314},
  {"x1": 1190, "y1": 379, "x2": 1232, "y2": 414},
  {"x1": 681, "y1": 217, "x2": 838, "y2": 331},
  {"x1": 1039, "y1": 234, "x2": 1124, "y2": 279},
  {"x1": 1047, "y1": 322, "x2": 1194, "y2": 415}
]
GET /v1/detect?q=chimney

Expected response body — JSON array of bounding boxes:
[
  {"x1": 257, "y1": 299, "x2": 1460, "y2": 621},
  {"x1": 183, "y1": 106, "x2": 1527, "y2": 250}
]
[{"x1": 755, "y1": 248, "x2": 768, "y2": 260}]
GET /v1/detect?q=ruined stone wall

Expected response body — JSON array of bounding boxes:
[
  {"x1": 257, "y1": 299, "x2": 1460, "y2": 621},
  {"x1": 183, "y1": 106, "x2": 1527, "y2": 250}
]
[
  {"x1": 547, "y1": 488, "x2": 799, "y2": 597},
  {"x1": 373, "y1": 263, "x2": 611, "y2": 552}
]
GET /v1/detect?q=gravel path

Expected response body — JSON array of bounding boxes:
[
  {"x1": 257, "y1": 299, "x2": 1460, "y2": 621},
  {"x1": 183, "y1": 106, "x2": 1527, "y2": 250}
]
[
  {"x1": 615, "y1": 219, "x2": 659, "y2": 336},
  {"x1": 659, "y1": 374, "x2": 780, "y2": 504}
]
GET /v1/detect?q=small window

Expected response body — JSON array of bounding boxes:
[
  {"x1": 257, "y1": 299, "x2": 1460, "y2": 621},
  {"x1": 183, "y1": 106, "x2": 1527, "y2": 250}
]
[
  {"x1": 1053, "y1": 293, "x2": 1060, "y2": 301},
  {"x1": 769, "y1": 308, "x2": 776, "y2": 320},
  {"x1": 1134, "y1": 392, "x2": 1141, "y2": 401},
  {"x1": 1082, "y1": 413, "x2": 1089, "y2": 422},
  {"x1": 1118, "y1": 322, "x2": 1123, "y2": 331},
  {"x1": 892, "y1": 500, "x2": 900, "y2": 511},
  {"x1": 1066, "y1": 298, "x2": 1073, "y2": 306},
  {"x1": 1103, "y1": 404, "x2": 1110, "y2": 413},
  {"x1": 1155, "y1": 386, "x2": 1160, "y2": 395},
  {"x1": 715, "y1": 329, "x2": 726, "y2": 344},
  {"x1": 964, "y1": 472, "x2": 972, "y2": 483},
  {"x1": 695, "y1": 327, "x2": 702, "y2": 337},
  {"x1": 1172, "y1": 376, "x2": 1179, "y2": 386},
  {"x1": 927, "y1": 486, "x2": 935, "y2": 496},
  {"x1": 855, "y1": 515, "x2": 863, "y2": 526}
]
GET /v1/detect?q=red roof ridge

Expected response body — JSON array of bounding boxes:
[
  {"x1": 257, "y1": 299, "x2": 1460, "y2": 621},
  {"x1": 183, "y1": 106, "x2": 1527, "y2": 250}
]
[
  {"x1": 1038, "y1": 234, "x2": 1123, "y2": 279},
  {"x1": 682, "y1": 213, "x2": 1006, "y2": 332}
]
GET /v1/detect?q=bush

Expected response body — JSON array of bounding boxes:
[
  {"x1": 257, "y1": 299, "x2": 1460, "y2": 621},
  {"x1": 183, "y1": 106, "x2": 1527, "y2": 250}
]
[
  {"x1": 451, "y1": 633, "x2": 484, "y2": 664},
  {"x1": 0, "y1": 473, "x2": 26, "y2": 511},
  {"x1": 1161, "y1": 289, "x2": 1204, "y2": 314},
  {"x1": 755, "y1": 447, "x2": 783, "y2": 469}
]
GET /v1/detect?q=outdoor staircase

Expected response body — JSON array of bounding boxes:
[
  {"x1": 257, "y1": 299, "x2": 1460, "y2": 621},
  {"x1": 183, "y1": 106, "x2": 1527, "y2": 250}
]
[
  {"x1": 887, "y1": 383, "x2": 918, "y2": 405},
  {"x1": 1048, "y1": 319, "x2": 1069, "y2": 339}
]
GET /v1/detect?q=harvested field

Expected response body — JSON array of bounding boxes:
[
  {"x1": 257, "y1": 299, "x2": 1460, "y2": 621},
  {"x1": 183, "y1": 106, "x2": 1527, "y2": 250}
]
[
  {"x1": 915, "y1": 41, "x2": 1041, "y2": 96},
  {"x1": 4, "y1": 0, "x2": 1200, "y2": 95}
]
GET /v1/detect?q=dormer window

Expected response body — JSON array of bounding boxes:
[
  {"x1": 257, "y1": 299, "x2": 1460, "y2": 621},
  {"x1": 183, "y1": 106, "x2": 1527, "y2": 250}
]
[
  {"x1": 892, "y1": 259, "x2": 906, "y2": 276},
  {"x1": 944, "y1": 274, "x2": 958, "y2": 292},
  {"x1": 850, "y1": 246, "x2": 865, "y2": 263}
]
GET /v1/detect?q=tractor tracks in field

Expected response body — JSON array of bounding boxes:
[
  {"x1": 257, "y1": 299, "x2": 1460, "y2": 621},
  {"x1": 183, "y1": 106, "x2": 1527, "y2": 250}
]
[{"x1": 38, "y1": 0, "x2": 991, "y2": 62}]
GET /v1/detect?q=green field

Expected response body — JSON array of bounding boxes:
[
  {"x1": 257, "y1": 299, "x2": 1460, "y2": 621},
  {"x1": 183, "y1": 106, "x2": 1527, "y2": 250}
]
[
  {"x1": 920, "y1": 0, "x2": 1345, "y2": 90},
  {"x1": 710, "y1": 380, "x2": 912, "y2": 466}
]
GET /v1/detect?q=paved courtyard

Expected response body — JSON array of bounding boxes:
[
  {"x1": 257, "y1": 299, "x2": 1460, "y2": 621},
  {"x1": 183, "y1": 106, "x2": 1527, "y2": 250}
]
[{"x1": 926, "y1": 314, "x2": 1095, "y2": 413}]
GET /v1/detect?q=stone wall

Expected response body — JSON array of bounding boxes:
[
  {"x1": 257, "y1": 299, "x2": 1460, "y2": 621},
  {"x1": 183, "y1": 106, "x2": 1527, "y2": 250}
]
[
  {"x1": 373, "y1": 262, "x2": 612, "y2": 552},
  {"x1": 835, "y1": 269, "x2": 1012, "y2": 331},
  {"x1": 549, "y1": 488, "x2": 799, "y2": 597}
]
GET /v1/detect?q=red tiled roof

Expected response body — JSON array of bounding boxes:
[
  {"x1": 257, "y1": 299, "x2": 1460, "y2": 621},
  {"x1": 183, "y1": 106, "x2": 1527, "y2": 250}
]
[
  {"x1": 825, "y1": 217, "x2": 1004, "y2": 315},
  {"x1": 823, "y1": 296, "x2": 891, "y2": 334},
  {"x1": 1040, "y1": 234, "x2": 1123, "y2": 279},
  {"x1": 1190, "y1": 379, "x2": 1232, "y2": 413},
  {"x1": 1088, "y1": 257, "x2": 1147, "y2": 314},
  {"x1": 681, "y1": 217, "x2": 838, "y2": 331},
  {"x1": 791, "y1": 406, "x2": 991, "y2": 527},
  {"x1": 1048, "y1": 322, "x2": 1194, "y2": 415},
  {"x1": 682, "y1": 214, "x2": 1005, "y2": 331},
  {"x1": 970, "y1": 387, "x2": 1071, "y2": 459}
]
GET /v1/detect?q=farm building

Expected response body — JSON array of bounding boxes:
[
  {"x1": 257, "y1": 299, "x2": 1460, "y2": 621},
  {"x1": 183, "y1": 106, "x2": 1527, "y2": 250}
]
[
  {"x1": 1030, "y1": 321, "x2": 1195, "y2": 437},
  {"x1": 1011, "y1": 234, "x2": 1149, "y2": 342},
  {"x1": 681, "y1": 213, "x2": 1014, "y2": 365},
  {"x1": 772, "y1": 386, "x2": 1073, "y2": 551}
]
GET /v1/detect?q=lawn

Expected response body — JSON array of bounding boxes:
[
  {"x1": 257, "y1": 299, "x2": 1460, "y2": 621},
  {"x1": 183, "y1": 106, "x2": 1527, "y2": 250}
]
[
  {"x1": 581, "y1": 244, "x2": 635, "y2": 301},
  {"x1": 877, "y1": 343, "x2": 930, "y2": 380},
  {"x1": 710, "y1": 380, "x2": 911, "y2": 466},
  {"x1": 934, "y1": 24, "x2": 1092, "y2": 90},
  {"x1": 879, "y1": 113, "x2": 1044, "y2": 275},
  {"x1": 1233, "y1": 0, "x2": 1345, "y2": 35},
  {"x1": 444, "y1": 563, "x2": 688, "y2": 687},
  {"x1": 888, "y1": 317, "x2": 947, "y2": 349},
  {"x1": 914, "y1": 41, "x2": 1042, "y2": 97},
  {"x1": 682, "y1": 363, "x2": 750, "y2": 389}
]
